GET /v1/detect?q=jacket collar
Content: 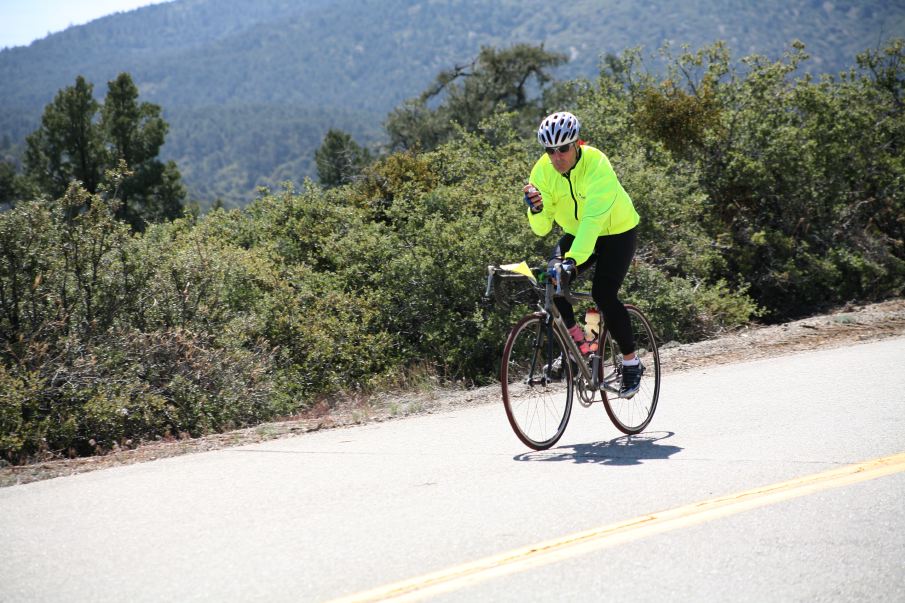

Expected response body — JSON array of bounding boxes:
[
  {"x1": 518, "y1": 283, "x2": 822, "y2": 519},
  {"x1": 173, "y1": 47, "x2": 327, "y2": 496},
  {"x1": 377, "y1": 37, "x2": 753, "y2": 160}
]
[{"x1": 561, "y1": 145, "x2": 583, "y2": 179}]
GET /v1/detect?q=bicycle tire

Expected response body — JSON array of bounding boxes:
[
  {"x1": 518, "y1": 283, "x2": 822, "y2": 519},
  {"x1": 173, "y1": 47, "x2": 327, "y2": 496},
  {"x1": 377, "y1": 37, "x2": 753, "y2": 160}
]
[
  {"x1": 600, "y1": 305, "x2": 660, "y2": 434},
  {"x1": 500, "y1": 313, "x2": 574, "y2": 450}
]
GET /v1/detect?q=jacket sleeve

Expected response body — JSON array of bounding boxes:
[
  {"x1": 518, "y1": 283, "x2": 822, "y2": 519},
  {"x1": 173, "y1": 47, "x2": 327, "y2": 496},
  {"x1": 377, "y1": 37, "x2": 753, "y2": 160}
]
[
  {"x1": 527, "y1": 204, "x2": 553, "y2": 235},
  {"x1": 563, "y1": 155, "x2": 619, "y2": 265}
]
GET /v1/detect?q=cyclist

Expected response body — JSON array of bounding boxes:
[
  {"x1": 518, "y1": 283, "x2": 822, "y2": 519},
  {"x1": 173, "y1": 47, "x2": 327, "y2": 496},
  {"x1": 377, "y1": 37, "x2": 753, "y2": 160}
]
[{"x1": 523, "y1": 111, "x2": 644, "y2": 397}]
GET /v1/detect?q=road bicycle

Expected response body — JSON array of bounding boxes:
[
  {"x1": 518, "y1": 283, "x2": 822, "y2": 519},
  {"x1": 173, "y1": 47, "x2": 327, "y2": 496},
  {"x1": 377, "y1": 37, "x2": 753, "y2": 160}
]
[{"x1": 485, "y1": 261, "x2": 661, "y2": 450}]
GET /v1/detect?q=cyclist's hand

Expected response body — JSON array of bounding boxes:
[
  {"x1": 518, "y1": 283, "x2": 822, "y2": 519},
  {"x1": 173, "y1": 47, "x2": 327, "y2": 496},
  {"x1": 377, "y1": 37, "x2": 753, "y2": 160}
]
[
  {"x1": 560, "y1": 258, "x2": 577, "y2": 284},
  {"x1": 546, "y1": 258, "x2": 576, "y2": 284},
  {"x1": 523, "y1": 184, "x2": 543, "y2": 213}
]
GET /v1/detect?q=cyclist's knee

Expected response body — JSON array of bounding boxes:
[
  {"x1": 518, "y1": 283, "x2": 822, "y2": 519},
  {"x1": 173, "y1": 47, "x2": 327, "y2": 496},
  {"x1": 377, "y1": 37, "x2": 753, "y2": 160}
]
[{"x1": 592, "y1": 282, "x2": 619, "y2": 308}]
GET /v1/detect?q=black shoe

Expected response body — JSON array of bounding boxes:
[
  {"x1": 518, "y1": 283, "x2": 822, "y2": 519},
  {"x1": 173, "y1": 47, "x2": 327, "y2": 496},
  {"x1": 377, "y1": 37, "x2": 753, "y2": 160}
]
[{"x1": 620, "y1": 360, "x2": 645, "y2": 398}]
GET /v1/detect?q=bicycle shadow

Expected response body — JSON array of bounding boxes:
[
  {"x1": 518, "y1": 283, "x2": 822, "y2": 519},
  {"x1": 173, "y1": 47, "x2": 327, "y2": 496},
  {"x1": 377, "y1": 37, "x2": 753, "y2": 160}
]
[{"x1": 513, "y1": 431, "x2": 681, "y2": 466}]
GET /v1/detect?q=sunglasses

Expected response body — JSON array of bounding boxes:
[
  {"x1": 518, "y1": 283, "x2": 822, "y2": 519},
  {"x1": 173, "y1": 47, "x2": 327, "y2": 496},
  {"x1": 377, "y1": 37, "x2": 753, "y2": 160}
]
[{"x1": 545, "y1": 143, "x2": 573, "y2": 155}]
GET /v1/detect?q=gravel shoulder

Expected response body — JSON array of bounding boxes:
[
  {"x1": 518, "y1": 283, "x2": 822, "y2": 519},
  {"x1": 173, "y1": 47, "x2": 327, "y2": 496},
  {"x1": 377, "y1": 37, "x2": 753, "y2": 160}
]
[{"x1": 3, "y1": 298, "x2": 904, "y2": 487}]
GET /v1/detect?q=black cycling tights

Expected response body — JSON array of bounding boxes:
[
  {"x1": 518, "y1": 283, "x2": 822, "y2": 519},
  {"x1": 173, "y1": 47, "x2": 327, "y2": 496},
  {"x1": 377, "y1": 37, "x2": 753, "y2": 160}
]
[{"x1": 551, "y1": 227, "x2": 638, "y2": 355}]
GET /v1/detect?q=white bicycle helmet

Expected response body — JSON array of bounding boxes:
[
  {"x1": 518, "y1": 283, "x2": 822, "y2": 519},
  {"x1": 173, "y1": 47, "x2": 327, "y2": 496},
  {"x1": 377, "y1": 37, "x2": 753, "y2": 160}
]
[{"x1": 537, "y1": 111, "x2": 581, "y2": 147}]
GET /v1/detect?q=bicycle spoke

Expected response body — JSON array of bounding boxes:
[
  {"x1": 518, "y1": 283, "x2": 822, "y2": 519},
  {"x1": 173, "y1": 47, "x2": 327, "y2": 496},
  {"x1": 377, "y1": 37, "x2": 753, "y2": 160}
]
[
  {"x1": 601, "y1": 306, "x2": 661, "y2": 434},
  {"x1": 501, "y1": 315, "x2": 573, "y2": 449}
]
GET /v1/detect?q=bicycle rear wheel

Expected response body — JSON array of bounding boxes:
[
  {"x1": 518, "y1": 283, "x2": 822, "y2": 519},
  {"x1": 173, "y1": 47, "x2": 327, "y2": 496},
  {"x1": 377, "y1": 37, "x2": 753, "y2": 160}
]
[
  {"x1": 500, "y1": 314, "x2": 574, "y2": 450},
  {"x1": 600, "y1": 305, "x2": 660, "y2": 434}
]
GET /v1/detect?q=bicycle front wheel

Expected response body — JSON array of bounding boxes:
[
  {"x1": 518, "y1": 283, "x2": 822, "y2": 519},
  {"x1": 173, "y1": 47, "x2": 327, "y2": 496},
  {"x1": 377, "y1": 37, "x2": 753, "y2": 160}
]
[
  {"x1": 500, "y1": 314, "x2": 574, "y2": 450},
  {"x1": 600, "y1": 305, "x2": 661, "y2": 434}
]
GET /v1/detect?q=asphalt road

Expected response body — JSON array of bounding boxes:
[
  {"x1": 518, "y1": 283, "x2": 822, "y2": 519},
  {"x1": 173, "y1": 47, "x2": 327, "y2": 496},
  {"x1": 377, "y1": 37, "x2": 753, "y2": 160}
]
[{"x1": 2, "y1": 337, "x2": 904, "y2": 602}]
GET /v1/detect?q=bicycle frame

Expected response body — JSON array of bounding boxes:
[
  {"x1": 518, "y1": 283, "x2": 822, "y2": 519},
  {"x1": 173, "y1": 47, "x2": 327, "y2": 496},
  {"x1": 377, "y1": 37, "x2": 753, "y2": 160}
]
[
  {"x1": 491, "y1": 262, "x2": 662, "y2": 444},
  {"x1": 486, "y1": 264, "x2": 619, "y2": 396}
]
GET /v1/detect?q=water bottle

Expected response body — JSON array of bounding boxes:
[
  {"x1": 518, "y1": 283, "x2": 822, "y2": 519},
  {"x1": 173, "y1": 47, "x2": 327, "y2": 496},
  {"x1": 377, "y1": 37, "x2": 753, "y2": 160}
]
[{"x1": 584, "y1": 307, "x2": 601, "y2": 345}]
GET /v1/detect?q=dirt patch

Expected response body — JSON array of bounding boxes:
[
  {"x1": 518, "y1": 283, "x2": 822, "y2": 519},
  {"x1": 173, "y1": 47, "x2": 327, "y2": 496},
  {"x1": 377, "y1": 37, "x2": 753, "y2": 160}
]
[{"x1": 3, "y1": 299, "x2": 904, "y2": 487}]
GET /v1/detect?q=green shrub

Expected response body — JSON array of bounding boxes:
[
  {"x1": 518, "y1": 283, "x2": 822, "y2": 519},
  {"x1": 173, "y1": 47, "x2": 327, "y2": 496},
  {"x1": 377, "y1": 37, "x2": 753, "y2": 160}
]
[
  {"x1": 624, "y1": 262, "x2": 761, "y2": 342},
  {"x1": 0, "y1": 366, "x2": 49, "y2": 462},
  {"x1": 0, "y1": 327, "x2": 279, "y2": 461}
]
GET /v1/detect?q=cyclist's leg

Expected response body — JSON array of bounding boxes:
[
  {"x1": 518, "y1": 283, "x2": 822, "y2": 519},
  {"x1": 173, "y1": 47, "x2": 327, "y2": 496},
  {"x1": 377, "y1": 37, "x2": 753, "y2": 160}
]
[
  {"x1": 591, "y1": 227, "x2": 637, "y2": 354},
  {"x1": 550, "y1": 233, "x2": 597, "y2": 329}
]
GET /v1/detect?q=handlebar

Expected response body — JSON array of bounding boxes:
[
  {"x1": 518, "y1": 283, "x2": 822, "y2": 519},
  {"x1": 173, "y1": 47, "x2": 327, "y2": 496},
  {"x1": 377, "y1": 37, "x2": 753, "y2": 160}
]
[{"x1": 485, "y1": 263, "x2": 581, "y2": 306}]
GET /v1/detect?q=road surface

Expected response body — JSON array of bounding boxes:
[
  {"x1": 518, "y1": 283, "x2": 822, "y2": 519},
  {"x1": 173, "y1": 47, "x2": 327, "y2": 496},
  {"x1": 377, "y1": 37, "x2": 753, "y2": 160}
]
[{"x1": 2, "y1": 337, "x2": 904, "y2": 601}]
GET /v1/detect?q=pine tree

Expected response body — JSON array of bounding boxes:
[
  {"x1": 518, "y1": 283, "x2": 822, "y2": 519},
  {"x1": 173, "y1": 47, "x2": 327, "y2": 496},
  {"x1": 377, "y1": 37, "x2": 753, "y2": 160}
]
[
  {"x1": 22, "y1": 73, "x2": 185, "y2": 230},
  {"x1": 0, "y1": 160, "x2": 18, "y2": 207},
  {"x1": 386, "y1": 44, "x2": 567, "y2": 151},
  {"x1": 100, "y1": 73, "x2": 185, "y2": 228},
  {"x1": 315, "y1": 129, "x2": 370, "y2": 188},
  {"x1": 24, "y1": 76, "x2": 103, "y2": 198}
]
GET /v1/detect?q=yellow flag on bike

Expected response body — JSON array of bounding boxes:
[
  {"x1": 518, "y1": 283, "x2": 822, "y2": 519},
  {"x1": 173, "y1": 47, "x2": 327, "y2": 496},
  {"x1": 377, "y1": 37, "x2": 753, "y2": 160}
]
[{"x1": 500, "y1": 261, "x2": 537, "y2": 284}]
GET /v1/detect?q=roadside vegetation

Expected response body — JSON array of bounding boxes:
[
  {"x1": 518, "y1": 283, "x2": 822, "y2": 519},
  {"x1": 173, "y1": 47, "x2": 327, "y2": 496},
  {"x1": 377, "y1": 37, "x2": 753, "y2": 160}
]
[{"x1": 1, "y1": 40, "x2": 902, "y2": 464}]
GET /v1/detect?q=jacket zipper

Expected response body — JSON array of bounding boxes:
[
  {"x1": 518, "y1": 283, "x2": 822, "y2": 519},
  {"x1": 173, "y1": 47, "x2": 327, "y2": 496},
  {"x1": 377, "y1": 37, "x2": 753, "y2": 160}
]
[{"x1": 564, "y1": 173, "x2": 578, "y2": 221}]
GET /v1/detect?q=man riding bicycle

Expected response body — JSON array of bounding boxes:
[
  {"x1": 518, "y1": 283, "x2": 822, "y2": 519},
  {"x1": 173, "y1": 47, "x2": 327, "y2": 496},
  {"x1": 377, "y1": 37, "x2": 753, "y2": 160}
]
[{"x1": 522, "y1": 111, "x2": 644, "y2": 397}]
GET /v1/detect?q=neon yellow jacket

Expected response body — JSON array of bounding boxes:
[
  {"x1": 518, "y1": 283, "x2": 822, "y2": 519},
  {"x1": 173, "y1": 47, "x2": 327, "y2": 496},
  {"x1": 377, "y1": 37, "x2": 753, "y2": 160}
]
[{"x1": 527, "y1": 144, "x2": 639, "y2": 265}]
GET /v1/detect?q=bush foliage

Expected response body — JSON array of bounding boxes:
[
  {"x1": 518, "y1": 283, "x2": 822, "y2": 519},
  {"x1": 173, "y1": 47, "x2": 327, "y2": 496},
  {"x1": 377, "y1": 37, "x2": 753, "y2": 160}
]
[{"x1": 2, "y1": 40, "x2": 903, "y2": 462}]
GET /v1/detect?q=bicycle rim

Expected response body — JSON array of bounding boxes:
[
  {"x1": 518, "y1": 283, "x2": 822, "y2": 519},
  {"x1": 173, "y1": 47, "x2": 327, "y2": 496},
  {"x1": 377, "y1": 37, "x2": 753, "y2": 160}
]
[
  {"x1": 500, "y1": 314, "x2": 573, "y2": 450},
  {"x1": 601, "y1": 305, "x2": 660, "y2": 434}
]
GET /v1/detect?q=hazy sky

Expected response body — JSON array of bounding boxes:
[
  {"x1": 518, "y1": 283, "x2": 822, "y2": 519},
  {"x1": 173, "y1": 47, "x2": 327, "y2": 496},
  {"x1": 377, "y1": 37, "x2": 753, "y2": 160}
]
[{"x1": 0, "y1": 0, "x2": 174, "y2": 49}]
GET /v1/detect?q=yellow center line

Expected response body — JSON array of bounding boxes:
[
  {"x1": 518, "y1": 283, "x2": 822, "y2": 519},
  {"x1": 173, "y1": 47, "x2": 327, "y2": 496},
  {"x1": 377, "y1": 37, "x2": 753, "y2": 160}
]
[{"x1": 326, "y1": 451, "x2": 905, "y2": 603}]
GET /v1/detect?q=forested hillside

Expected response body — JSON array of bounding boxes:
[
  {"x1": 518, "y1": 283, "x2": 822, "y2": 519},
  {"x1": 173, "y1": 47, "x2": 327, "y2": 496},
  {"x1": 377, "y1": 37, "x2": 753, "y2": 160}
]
[{"x1": 1, "y1": 0, "x2": 903, "y2": 206}]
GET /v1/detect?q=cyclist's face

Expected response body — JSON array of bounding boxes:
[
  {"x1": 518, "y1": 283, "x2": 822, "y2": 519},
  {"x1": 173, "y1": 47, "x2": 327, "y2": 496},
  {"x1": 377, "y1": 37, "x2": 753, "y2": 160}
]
[{"x1": 548, "y1": 143, "x2": 577, "y2": 174}]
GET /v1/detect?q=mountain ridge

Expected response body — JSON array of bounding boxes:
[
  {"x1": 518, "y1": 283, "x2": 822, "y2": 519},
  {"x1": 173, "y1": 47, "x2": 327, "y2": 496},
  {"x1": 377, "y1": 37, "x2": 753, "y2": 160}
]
[{"x1": 2, "y1": 0, "x2": 902, "y2": 206}]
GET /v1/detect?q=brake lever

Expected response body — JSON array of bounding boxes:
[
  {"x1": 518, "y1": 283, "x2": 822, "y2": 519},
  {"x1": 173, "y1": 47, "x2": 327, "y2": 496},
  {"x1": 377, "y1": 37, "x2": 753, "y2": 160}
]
[
  {"x1": 483, "y1": 265, "x2": 496, "y2": 299},
  {"x1": 554, "y1": 263, "x2": 564, "y2": 296},
  {"x1": 553, "y1": 263, "x2": 576, "y2": 304}
]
